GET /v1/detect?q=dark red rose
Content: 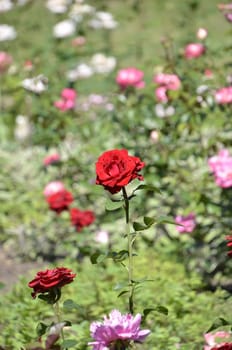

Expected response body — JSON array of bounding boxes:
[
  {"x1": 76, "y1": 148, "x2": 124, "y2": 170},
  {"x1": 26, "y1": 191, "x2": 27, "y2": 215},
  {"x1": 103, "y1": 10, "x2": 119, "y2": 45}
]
[
  {"x1": 46, "y1": 189, "x2": 73, "y2": 214},
  {"x1": 70, "y1": 208, "x2": 95, "y2": 232},
  {"x1": 212, "y1": 344, "x2": 232, "y2": 350},
  {"x1": 28, "y1": 267, "x2": 76, "y2": 298},
  {"x1": 226, "y1": 235, "x2": 232, "y2": 256},
  {"x1": 95, "y1": 149, "x2": 145, "y2": 194}
]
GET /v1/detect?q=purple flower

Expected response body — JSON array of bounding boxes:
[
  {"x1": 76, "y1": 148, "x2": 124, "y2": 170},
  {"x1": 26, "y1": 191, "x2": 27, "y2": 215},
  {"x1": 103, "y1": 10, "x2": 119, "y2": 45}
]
[
  {"x1": 175, "y1": 213, "x2": 196, "y2": 233},
  {"x1": 88, "y1": 309, "x2": 150, "y2": 350}
]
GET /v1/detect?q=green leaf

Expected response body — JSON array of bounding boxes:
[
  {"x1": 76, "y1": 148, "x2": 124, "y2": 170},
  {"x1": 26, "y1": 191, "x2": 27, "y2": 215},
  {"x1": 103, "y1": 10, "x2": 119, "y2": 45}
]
[
  {"x1": 206, "y1": 317, "x2": 230, "y2": 333},
  {"x1": 36, "y1": 322, "x2": 48, "y2": 337},
  {"x1": 133, "y1": 184, "x2": 162, "y2": 194},
  {"x1": 105, "y1": 199, "x2": 123, "y2": 211},
  {"x1": 117, "y1": 290, "x2": 129, "y2": 298},
  {"x1": 156, "y1": 215, "x2": 176, "y2": 225},
  {"x1": 154, "y1": 305, "x2": 169, "y2": 315},
  {"x1": 61, "y1": 339, "x2": 77, "y2": 348},
  {"x1": 133, "y1": 222, "x2": 147, "y2": 231},
  {"x1": 90, "y1": 252, "x2": 107, "y2": 264},
  {"x1": 0, "y1": 282, "x2": 5, "y2": 289},
  {"x1": 143, "y1": 216, "x2": 156, "y2": 226},
  {"x1": 109, "y1": 250, "x2": 129, "y2": 262},
  {"x1": 63, "y1": 299, "x2": 81, "y2": 311}
]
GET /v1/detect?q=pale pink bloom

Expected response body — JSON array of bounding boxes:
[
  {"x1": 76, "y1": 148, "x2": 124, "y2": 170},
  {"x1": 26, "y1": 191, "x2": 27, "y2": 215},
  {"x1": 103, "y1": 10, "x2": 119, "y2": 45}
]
[
  {"x1": 204, "y1": 69, "x2": 213, "y2": 79},
  {"x1": 184, "y1": 43, "x2": 205, "y2": 59},
  {"x1": 155, "y1": 86, "x2": 168, "y2": 102},
  {"x1": 208, "y1": 149, "x2": 232, "y2": 188},
  {"x1": 43, "y1": 181, "x2": 65, "y2": 198},
  {"x1": 175, "y1": 213, "x2": 196, "y2": 233},
  {"x1": 0, "y1": 51, "x2": 12, "y2": 74},
  {"x1": 150, "y1": 130, "x2": 159, "y2": 143},
  {"x1": 88, "y1": 309, "x2": 150, "y2": 350},
  {"x1": 215, "y1": 87, "x2": 232, "y2": 104},
  {"x1": 72, "y1": 36, "x2": 86, "y2": 47},
  {"x1": 23, "y1": 60, "x2": 33, "y2": 71},
  {"x1": 196, "y1": 27, "x2": 208, "y2": 40},
  {"x1": 204, "y1": 331, "x2": 230, "y2": 350},
  {"x1": 116, "y1": 67, "x2": 145, "y2": 90},
  {"x1": 43, "y1": 153, "x2": 61, "y2": 166},
  {"x1": 225, "y1": 12, "x2": 232, "y2": 22},
  {"x1": 153, "y1": 73, "x2": 181, "y2": 90},
  {"x1": 94, "y1": 230, "x2": 109, "y2": 245}
]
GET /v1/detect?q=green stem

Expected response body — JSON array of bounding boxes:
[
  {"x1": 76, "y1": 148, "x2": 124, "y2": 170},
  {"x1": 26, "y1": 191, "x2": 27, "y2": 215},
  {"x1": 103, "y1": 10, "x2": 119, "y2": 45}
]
[
  {"x1": 54, "y1": 301, "x2": 66, "y2": 349},
  {"x1": 122, "y1": 187, "x2": 134, "y2": 314}
]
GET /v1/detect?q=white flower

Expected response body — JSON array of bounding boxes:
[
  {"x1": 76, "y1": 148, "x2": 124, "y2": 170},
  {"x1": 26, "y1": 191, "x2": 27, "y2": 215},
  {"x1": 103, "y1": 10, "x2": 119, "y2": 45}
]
[
  {"x1": 155, "y1": 104, "x2": 175, "y2": 118},
  {"x1": 70, "y1": 3, "x2": 95, "y2": 16},
  {"x1": 22, "y1": 75, "x2": 48, "y2": 94},
  {"x1": 90, "y1": 53, "x2": 116, "y2": 74},
  {"x1": 53, "y1": 19, "x2": 76, "y2": 38},
  {"x1": 46, "y1": 0, "x2": 71, "y2": 14},
  {"x1": 196, "y1": 85, "x2": 209, "y2": 95},
  {"x1": 88, "y1": 11, "x2": 118, "y2": 29},
  {"x1": 0, "y1": 0, "x2": 13, "y2": 12},
  {"x1": 0, "y1": 24, "x2": 17, "y2": 41},
  {"x1": 14, "y1": 115, "x2": 32, "y2": 141},
  {"x1": 196, "y1": 27, "x2": 208, "y2": 40},
  {"x1": 66, "y1": 63, "x2": 93, "y2": 81}
]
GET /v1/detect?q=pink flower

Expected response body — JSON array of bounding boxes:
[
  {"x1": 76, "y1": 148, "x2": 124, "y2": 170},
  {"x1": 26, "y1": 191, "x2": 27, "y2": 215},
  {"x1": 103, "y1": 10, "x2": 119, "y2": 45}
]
[
  {"x1": 72, "y1": 36, "x2": 86, "y2": 47},
  {"x1": 116, "y1": 67, "x2": 145, "y2": 90},
  {"x1": 208, "y1": 149, "x2": 232, "y2": 188},
  {"x1": 155, "y1": 86, "x2": 168, "y2": 102},
  {"x1": 43, "y1": 153, "x2": 61, "y2": 166},
  {"x1": 184, "y1": 43, "x2": 205, "y2": 59},
  {"x1": 204, "y1": 331, "x2": 230, "y2": 350},
  {"x1": 215, "y1": 87, "x2": 232, "y2": 104},
  {"x1": 54, "y1": 88, "x2": 77, "y2": 111},
  {"x1": 153, "y1": 73, "x2": 181, "y2": 90},
  {"x1": 43, "y1": 181, "x2": 65, "y2": 198},
  {"x1": 0, "y1": 51, "x2": 12, "y2": 74},
  {"x1": 88, "y1": 309, "x2": 150, "y2": 350},
  {"x1": 175, "y1": 213, "x2": 196, "y2": 233}
]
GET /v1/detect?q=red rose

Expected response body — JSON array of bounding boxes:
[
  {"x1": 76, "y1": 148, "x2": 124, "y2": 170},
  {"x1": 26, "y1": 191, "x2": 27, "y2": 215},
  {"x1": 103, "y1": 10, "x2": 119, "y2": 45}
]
[
  {"x1": 28, "y1": 267, "x2": 76, "y2": 298},
  {"x1": 70, "y1": 208, "x2": 95, "y2": 232},
  {"x1": 212, "y1": 344, "x2": 232, "y2": 350},
  {"x1": 95, "y1": 149, "x2": 145, "y2": 194},
  {"x1": 43, "y1": 153, "x2": 61, "y2": 166},
  {"x1": 46, "y1": 189, "x2": 74, "y2": 214}
]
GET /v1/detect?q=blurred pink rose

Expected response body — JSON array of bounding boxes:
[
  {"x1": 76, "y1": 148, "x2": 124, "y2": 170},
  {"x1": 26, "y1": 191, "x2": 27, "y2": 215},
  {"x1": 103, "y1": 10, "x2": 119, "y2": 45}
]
[
  {"x1": 43, "y1": 153, "x2": 61, "y2": 166},
  {"x1": 184, "y1": 43, "x2": 205, "y2": 59},
  {"x1": 155, "y1": 86, "x2": 168, "y2": 102},
  {"x1": 94, "y1": 230, "x2": 109, "y2": 245},
  {"x1": 72, "y1": 36, "x2": 86, "y2": 47},
  {"x1": 116, "y1": 67, "x2": 145, "y2": 90},
  {"x1": 204, "y1": 331, "x2": 230, "y2": 350},
  {"x1": 215, "y1": 87, "x2": 232, "y2": 104},
  {"x1": 208, "y1": 149, "x2": 232, "y2": 188},
  {"x1": 153, "y1": 73, "x2": 181, "y2": 90},
  {"x1": 175, "y1": 213, "x2": 196, "y2": 233},
  {"x1": 54, "y1": 88, "x2": 77, "y2": 111},
  {"x1": 0, "y1": 51, "x2": 12, "y2": 74},
  {"x1": 43, "y1": 181, "x2": 65, "y2": 198}
]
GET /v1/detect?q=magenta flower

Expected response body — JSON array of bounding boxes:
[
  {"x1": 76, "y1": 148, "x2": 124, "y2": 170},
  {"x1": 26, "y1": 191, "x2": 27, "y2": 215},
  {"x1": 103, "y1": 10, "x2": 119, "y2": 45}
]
[
  {"x1": 88, "y1": 309, "x2": 150, "y2": 350},
  {"x1": 116, "y1": 67, "x2": 145, "y2": 90},
  {"x1": 175, "y1": 213, "x2": 196, "y2": 233},
  {"x1": 215, "y1": 87, "x2": 232, "y2": 104},
  {"x1": 153, "y1": 73, "x2": 181, "y2": 102},
  {"x1": 184, "y1": 43, "x2": 205, "y2": 59},
  {"x1": 155, "y1": 86, "x2": 168, "y2": 102},
  {"x1": 208, "y1": 149, "x2": 232, "y2": 188}
]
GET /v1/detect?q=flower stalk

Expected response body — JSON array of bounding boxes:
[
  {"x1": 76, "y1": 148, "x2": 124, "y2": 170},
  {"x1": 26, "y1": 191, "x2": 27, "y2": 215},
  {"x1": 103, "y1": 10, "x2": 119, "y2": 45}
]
[{"x1": 122, "y1": 187, "x2": 134, "y2": 315}]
